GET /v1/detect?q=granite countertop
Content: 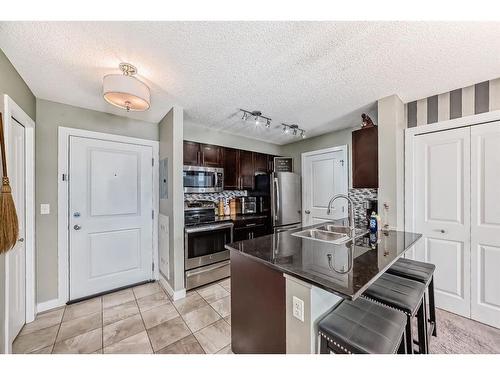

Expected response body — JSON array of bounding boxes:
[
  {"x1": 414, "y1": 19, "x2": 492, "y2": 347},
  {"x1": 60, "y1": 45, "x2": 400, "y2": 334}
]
[{"x1": 225, "y1": 222, "x2": 422, "y2": 300}]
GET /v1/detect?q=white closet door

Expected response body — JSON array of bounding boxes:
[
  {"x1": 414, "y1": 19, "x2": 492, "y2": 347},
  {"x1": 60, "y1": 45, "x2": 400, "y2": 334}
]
[
  {"x1": 414, "y1": 127, "x2": 471, "y2": 317},
  {"x1": 471, "y1": 122, "x2": 500, "y2": 328}
]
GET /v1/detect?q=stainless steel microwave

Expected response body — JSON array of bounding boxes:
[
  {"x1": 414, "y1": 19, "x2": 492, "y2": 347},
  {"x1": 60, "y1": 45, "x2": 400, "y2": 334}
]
[{"x1": 183, "y1": 166, "x2": 224, "y2": 193}]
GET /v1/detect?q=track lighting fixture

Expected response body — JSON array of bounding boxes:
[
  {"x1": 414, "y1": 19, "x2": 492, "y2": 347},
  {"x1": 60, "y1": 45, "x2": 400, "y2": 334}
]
[
  {"x1": 240, "y1": 109, "x2": 272, "y2": 129},
  {"x1": 281, "y1": 123, "x2": 306, "y2": 139}
]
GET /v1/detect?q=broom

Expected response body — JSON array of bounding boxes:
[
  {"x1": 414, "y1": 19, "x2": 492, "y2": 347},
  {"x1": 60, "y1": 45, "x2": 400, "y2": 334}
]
[{"x1": 0, "y1": 112, "x2": 19, "y2": 253}]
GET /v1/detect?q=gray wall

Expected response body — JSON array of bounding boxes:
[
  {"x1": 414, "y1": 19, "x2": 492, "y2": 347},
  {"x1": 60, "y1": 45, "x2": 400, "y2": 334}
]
[
  {"x1": 280, "y1": 127, "x2": 355, "y2": 186},
  {"x1": 35, "y1": 99, "x2": 159, "y2": 304},
  {"x1": 159, "y1": 107, "x2": 185, "y2": 292},
  {"x1": 184, "y1": 120, "x2": 282, "y2": 156},
  {"x1": 0, "y1": 48, "x2": 36, "y2": 353}
]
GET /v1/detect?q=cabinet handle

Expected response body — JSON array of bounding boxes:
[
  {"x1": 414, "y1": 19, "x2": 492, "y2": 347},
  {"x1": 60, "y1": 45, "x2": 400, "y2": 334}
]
[
  {"x1": 434, "y1": 229, "x2": 446, "y2": 234},
  {"x1": 305, "y1": 210, "x2": 311, "y2": 214}
]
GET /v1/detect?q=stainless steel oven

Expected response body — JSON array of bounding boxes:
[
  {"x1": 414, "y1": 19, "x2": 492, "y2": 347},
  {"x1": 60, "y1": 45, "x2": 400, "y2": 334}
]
[
  {"x1": 183, "y1": 166, "x2": 224, "y2": 193},
  {"x1": 184, "y1": 221, "x2": 233, "y2": 290}
]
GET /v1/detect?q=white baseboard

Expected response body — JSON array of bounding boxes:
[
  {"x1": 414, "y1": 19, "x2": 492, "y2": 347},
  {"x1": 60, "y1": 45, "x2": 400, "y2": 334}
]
[
  {"x1": 37, "y1": 298, "x2": 65, "y2": 314},
  {"x1": 159, "y1": 276, "x2": 186, "y2": 301}
]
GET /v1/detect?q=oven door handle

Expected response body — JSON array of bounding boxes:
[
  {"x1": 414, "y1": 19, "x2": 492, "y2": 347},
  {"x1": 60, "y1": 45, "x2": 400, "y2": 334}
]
[
  {"x1": 185, "y1": 260, "x2": 230, "y2": 277},
  {"x1": 184, "y1": 222, "x2": 234, "y2": 234}
]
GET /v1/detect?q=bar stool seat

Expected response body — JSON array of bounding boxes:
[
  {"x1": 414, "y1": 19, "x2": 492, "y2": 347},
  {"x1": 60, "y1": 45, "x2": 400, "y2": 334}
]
[
  {"x1": 364, "y1": 273, "x2": 426, "y2": 315},
  {"x1": 388, "y1": 258, "x2": 435, "y2": 283},
  {"x1": 387, "y1": 258, "x2": 437, "y2": 338},
  {"x1": 318, "y1": 298, "x2": 407, "y2": 354},
  {"x1": 363, "y1": 273, "x2": 428, "y2": 354}
]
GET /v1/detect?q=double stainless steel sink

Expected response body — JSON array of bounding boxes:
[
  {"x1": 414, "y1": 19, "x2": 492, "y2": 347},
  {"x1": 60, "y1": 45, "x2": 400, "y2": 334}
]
[{"x1": 292, "y1": 223, "x2": 368, "y2": 245}]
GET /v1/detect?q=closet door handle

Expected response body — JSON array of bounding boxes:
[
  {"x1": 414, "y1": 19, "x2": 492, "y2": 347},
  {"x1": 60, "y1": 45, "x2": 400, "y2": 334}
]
[{"x1": 434, "y1": 229, "x2": 446, "y2": 234}]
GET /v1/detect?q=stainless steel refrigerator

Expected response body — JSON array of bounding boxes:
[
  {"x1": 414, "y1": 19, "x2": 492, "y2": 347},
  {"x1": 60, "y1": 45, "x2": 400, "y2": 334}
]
[{"x1": 255, "y1": 172, "x2": 302, "y2": 233}]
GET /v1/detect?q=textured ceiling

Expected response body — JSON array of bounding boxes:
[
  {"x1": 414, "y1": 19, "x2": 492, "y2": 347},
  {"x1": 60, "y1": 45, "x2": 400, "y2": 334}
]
[{"x1": 1, "y1": 21, "x2": 500, "y2": 144}]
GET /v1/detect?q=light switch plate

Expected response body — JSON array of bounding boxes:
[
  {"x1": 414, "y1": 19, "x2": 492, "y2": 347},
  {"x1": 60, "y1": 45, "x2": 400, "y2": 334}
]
[
  {"x1": 292, "y1": 296, "x2": 305, "y2": 322},
  {"x1": 40, "y1": 204, "x2": 50, "y2": 215}
]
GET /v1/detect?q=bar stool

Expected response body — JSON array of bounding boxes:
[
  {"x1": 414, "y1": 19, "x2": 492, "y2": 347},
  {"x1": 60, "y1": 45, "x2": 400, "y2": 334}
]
[
  {"x1": 362, "y1": 273, "x2": 428, "y2": 354},
  {"x1": 387, "y1": 258, "x2": 437, "y2": 338},
  {"x1": 318, "y1": 298, "x2": 407, "y2": 354}
]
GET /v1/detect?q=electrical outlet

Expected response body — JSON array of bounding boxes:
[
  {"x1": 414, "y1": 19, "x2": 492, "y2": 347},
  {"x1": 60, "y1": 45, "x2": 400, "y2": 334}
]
[
  {"x1": 292, "y1": 296, "x2": 304, "y2": 322},
  {"x1": 40, "y1": 204, "x2": 50, "y2": 215}
]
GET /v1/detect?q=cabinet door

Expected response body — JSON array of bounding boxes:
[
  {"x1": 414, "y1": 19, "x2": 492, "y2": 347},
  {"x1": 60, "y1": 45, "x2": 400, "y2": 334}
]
[
  {"x1": 183, "y1": 141, "x2": 200, "y2": 166},
  {"x1": 352, "y1": 127, "x2": 378, "y2": 188},
  {"x1": 267, "y1": 155, "x2": 275, "y2": 173},
  {"x1": 254, "y1": 153, "x2": 269, "y2": 173},
  {"x1": 200, "y1": 144, "x2": 222, "y2": 167},
  {"x1": 414, "y1": 127, "x2": 471, "y2": 318},
  {"x1": 224, "y1": 148, "x2": 240, "y2": 189},
  {"x1": 239, "y1": 150, "x2": 255, "y2": 190},
  {"x1": 471, "y1": 122, "x2": 500, "y2": 329}
]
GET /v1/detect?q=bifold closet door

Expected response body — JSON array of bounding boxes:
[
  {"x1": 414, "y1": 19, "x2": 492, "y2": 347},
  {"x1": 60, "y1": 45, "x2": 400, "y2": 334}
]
[
  {"x1": 414, "y1": 127, "x2": 471, "y2": 318},
  {"x1": 470, "y1": 122, "x2": 500, "y2": 329}
]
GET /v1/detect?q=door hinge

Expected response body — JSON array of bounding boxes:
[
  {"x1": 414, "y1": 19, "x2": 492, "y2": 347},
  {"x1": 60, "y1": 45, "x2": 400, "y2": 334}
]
[
  {"x1": 152, "y1": 210, "x2": 154, "y2": 220},
  {"x1": 62, "y1": 173, "x2": 69, "y2": 181},
  {"x1": 152, "y1": 158, "x2": 154, "y2": 166}
]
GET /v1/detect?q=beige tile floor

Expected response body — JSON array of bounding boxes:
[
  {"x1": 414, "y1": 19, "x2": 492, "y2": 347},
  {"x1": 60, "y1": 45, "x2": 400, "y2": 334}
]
[
  {"x1": 13, "y1": 278, "x2": 233, "y2": 354},
  {"x1": 13, "y1": 275, "x2": 499, "y2": 354}
]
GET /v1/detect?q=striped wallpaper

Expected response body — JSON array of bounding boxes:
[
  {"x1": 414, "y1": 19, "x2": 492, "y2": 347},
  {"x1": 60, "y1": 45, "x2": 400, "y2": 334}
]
[{"x1": 406, "y1": 77, "x2": 500, "y2": 127}]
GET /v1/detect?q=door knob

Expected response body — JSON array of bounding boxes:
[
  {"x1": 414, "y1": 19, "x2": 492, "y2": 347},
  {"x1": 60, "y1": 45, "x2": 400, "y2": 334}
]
[
  {"x1": 73, "y1": 225, "x2": 82, "y2": 230},
  {"x1": 305, "y1": 210, "x2": 311, "y2": 214},
  {"x1": 18, "y1": 238, "x2": 24, "y2": 242}
]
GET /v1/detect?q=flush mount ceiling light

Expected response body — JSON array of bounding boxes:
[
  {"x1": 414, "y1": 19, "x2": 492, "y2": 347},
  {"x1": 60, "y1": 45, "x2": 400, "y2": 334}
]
[
  {"x1": 103, "y1": 63, "x2": 151, "y2": 112},
  {"x1": 282, "y1": 123, "x2": 306, "y2": 139},
  {"x1": 240, "y1": 109, "x2": 272, "y2": 128}
]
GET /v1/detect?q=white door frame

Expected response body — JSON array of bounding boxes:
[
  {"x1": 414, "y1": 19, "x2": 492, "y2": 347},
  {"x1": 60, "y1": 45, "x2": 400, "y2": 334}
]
[
  {"x1": 301, "y1": 145, "x2": 349, "y2": 225},
  {"x1": 56, "y1": 127, "x2": 159, "y2": 308},
  {"x1": 1, "y1": 94, "x2": 36, "y2": 353},
  {"x1": 405, "y1": 109, "x2": 500, "y2": 245}
]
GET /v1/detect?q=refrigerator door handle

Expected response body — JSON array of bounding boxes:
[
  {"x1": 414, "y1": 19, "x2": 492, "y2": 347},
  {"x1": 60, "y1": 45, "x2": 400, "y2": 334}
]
[{"x1": 274, "y1": 177, "x2": 280, "y2": 222}]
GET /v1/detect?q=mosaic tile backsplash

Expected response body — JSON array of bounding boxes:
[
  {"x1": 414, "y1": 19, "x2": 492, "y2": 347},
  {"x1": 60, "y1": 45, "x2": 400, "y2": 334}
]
[
  {"x1": 348, "y1": 188, "x2": 378, "y2": 228},
  {"x1": 184, "y1": 190, "x2": 248, "y2": 203}
]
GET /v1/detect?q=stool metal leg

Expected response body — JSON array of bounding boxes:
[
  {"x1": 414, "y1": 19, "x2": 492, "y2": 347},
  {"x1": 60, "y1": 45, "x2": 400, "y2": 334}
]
[
  {"x1": 417, "y1": 299, "x2": 429, "y2": 354},
  {"x1": 405, "y1": 315, "x2": 413, "y2": 354},
  {"x1": 320, "y1": 334, "x2": 329, "y2": 354},
  {"x1": 397, "y1": 331, "x2": 407, "y2": 354},
  {"x1": 429, "y1": 276, "x2": 437, "y2": 337}
]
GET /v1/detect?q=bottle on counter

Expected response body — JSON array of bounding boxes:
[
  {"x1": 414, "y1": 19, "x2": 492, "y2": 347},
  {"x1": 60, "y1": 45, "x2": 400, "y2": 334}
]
[
  {"x1": 218, "y1": 198, "x2": 225, "y2": 217},
  {"x1": 369, "y1": 211, "x2": 378, "y2": 233}
]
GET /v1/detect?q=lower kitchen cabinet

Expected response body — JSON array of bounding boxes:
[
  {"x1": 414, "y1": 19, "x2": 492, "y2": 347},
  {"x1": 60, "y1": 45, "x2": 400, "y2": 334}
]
[{"x1": 233, "y1": 217, "x2": 268, "y2": 241}]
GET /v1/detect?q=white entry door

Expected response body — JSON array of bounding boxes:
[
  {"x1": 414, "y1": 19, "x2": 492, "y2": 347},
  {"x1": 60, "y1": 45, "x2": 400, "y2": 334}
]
[
  {"x1": 414, "y1": 127, "x2": 471, "y2": 317},
  {"x1": 69, "y1": 136, "x2": 153, "y2": 300},
  {"x1": 7, "y1": 119, "x2": 26, "y2": 343},
  {"x1": 302, "y1": 146, "x2": 348, "y2": 226},
  {"x1": 470, "y1": 122, "x2": 500, "y2": 328}
]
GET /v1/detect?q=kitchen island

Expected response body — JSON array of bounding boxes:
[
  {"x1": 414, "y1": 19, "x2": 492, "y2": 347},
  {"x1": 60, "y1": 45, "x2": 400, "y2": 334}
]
[{"x1": 225, "y1": 223, "x2": 422, "y2": 354}]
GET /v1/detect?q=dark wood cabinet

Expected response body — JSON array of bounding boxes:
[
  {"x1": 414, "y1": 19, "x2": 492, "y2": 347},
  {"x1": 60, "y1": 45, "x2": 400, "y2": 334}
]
[
  {"x1": 184, "y1": 141, "x2": 223, "y2": 168},
  {"x1": 233, "y1": 217, "x2": 268, "y2": 241},
  {"x1": 239, "y1": 150, "x2": 255, "y2": 190},
  {"x1": 184, "y1": 140, "x2": 277, "y2": 190},
  {"x1": 352, "y1": 127, "x2": 378, "y2": 188},
  {"x1": 254, "y1": 152, "x2": 269, "y2": 173},
  {"x1": 200, "y1": 144, "x2": 223, "y2": 167},
  {"x1": 183, "y1": 141, "x2": 201, "y2": 166},
  {"x1": 223, "y1": 147, "x2": 240, "y2": 189}
]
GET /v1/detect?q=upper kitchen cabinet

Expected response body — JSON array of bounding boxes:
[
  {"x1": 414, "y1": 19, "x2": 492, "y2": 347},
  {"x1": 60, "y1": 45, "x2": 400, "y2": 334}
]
[
  {"x1": 254, "y1": 152, "x2": 270, "y2": 174},
  {"x1": 200, "y1": 143, "x2": 223, "y2": 167},
  {"x1": 239, "y1": 150, "x2": 255, "y2": 189},
  {"x1": 183, "y1": 141, "x2": 223, "y2": 167},
  {"x1": 223, "y1": 147, "x2": 240, "y2": 189},
  {"x1": 352, "y1": 127, "x2": 378, "y2": 188},
  {"x1": 183, "y1": 141, "x2": 201, "y2": 166}
]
